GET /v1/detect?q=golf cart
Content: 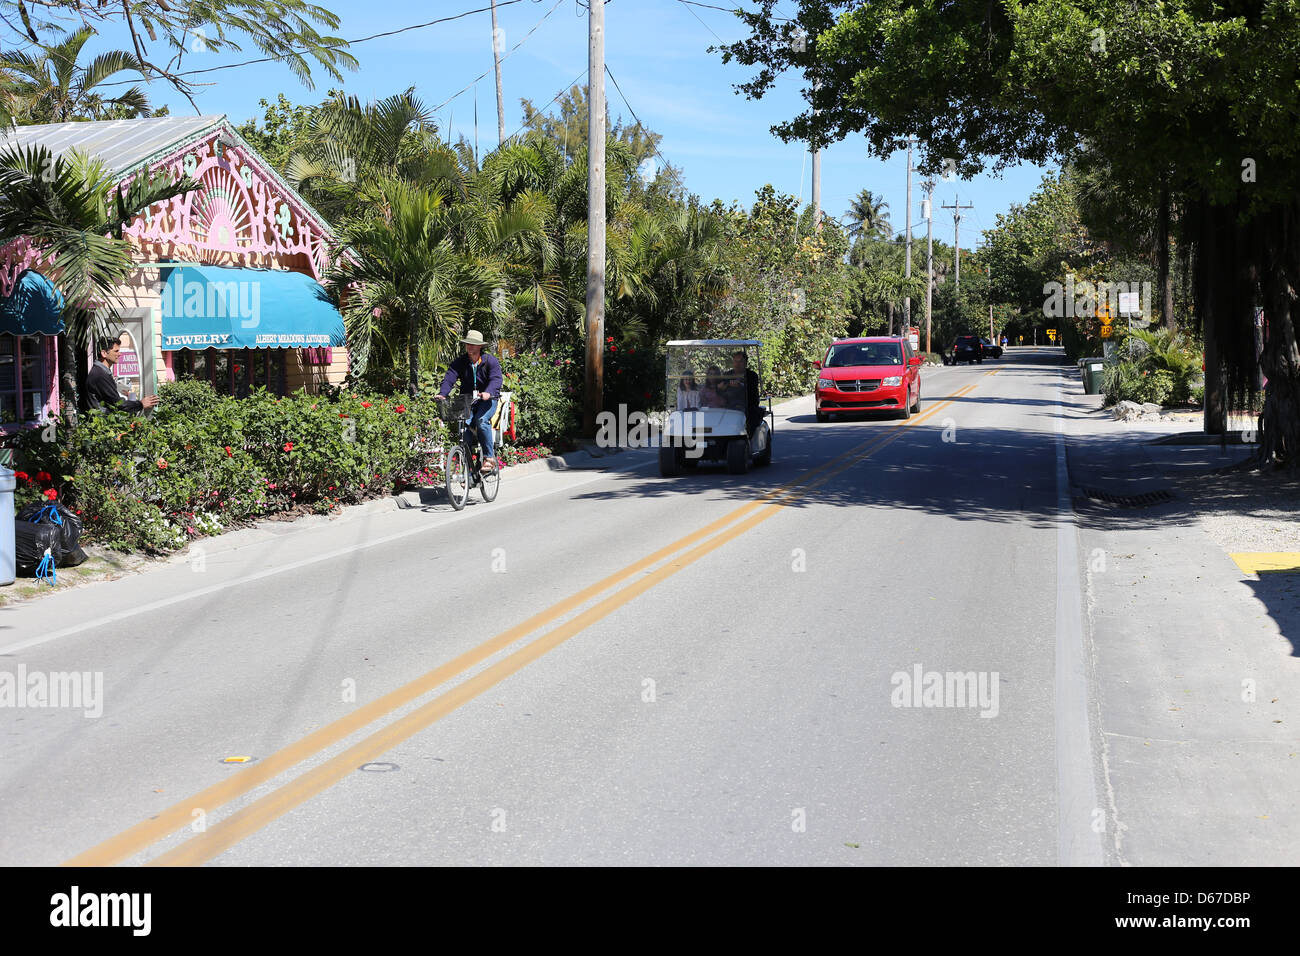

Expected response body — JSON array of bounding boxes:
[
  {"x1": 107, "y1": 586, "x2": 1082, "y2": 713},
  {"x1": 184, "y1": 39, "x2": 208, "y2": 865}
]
[{"x1": 658, "y1": 339, "x2": 774, "y2": 476}]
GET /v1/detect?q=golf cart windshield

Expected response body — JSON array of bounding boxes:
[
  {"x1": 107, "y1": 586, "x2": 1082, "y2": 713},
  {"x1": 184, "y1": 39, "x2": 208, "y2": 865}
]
[
  {"x1": 826, "y1": 341, "x2": 902, "y2": 367},
  {"x1": 664, "y1": 340, "x2": 760, "y2": 412}
]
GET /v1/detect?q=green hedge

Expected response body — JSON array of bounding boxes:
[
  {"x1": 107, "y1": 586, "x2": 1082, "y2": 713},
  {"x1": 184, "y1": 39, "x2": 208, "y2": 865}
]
[{"x1": 11, "y1": 380, "x2": 446, "y2": 553}]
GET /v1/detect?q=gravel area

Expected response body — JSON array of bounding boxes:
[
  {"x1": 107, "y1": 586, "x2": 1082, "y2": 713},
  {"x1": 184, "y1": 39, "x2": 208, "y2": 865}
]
[{"x1": 1183, "y1": 467, "x2": 1300, "y2": 555}]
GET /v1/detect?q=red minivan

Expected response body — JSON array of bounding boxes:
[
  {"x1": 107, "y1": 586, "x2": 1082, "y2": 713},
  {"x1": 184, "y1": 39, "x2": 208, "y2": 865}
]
[{"x1": 814, "y1": 336, "x2": 922, "y2": 422}]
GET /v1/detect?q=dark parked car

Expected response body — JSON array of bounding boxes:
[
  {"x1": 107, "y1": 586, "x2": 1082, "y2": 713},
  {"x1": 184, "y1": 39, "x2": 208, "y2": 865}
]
[
  {"x1": 952, "y1": 335, "x2": 983, "y2": 364},
  {"x1": 980, "y1": 337, "x2": 1003, "y2": 359}
]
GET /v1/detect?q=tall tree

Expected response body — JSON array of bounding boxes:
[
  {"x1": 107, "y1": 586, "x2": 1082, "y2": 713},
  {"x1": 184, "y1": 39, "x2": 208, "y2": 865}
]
[
  {"x1": 0, "y1": 0, "x2": 357, "y2": 112},
  {"x1": 1, "y1": 27, "x2": 155, "y2": 123},
  {"x1": 844, "y1": 188, "x2": 890, "y2": 239},
  {"x1": 721, "y1": 0, "x2": 1300, "y2": 468}
]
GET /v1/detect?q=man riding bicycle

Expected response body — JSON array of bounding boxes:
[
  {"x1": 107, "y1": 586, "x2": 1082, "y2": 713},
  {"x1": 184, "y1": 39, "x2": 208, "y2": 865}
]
[{"x1": 434, "y1": 330, "x2": 503, "y2": 473}]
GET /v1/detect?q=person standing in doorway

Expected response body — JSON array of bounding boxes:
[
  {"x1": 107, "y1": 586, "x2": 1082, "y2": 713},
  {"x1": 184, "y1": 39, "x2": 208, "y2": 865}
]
[{"x1": 86, "y1": 335, "x2": 158, "y2": 413}]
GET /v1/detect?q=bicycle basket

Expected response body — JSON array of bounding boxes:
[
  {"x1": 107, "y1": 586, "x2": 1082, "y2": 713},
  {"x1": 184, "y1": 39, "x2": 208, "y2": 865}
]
[{"x1": 438, "y1": 394, "x2": 474, "y2": 421}]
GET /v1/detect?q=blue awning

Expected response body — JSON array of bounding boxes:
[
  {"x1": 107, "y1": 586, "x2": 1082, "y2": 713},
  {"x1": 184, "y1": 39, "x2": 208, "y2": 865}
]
[
  {"x1": 0, "y1": 270, "x2": 65, "y2": 335},
  {"x1": 157, "y1": 265, "x2": 344, "y2": 350}
]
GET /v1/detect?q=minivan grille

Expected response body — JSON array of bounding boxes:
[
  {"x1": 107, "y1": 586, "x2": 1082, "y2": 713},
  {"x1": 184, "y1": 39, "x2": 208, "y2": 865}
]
[{"x1": 833, "y1": 379, "x2": 881, "y2": 392}]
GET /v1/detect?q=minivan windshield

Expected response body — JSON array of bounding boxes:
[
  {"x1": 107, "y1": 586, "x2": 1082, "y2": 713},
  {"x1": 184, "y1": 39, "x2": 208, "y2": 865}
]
[{"x1": 825, "y1": 342, "x2": 903, "y2": 367}]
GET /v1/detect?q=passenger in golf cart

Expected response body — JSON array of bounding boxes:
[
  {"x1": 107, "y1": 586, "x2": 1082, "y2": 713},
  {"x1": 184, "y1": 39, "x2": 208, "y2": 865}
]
[{"x1": 661, "y1": 339, "x2": 773, "y2": 475}]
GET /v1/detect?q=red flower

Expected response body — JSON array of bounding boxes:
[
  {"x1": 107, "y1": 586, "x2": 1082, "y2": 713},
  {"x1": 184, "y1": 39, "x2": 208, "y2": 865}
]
[
  {"x1": 283, "y1": 442, "x2": 294, "y2": 452},
  {"x1": 157, "y1": 458, "x2": 168, "y2": 469},
  {"x1": 225, "y1": 445, "x2": 233, "y2": 456},
  {"x1": 35, "y1": 471, "x2": 51, "y2": 483},
  {"x1": 14, "y1": 471, "x2": 28, "y2": 482},
  {"x1": 43, "y1": 488, "x2": 57, "y2": 500},
  {"x1": 339, "y1": 413, "x2": 349, "y2": 418},
  {"x1": 606, "y1": 336, "x2": 614, "y2": 343},
  {"x1": 394, "y1": 404, "x2": 406, "y2": 413},
  {"x1": 361, "y1": 401, "x2": 372, "y2": 408},
  {"x1": 610, "y1": 345, "x2": 617, "y2": 352}
]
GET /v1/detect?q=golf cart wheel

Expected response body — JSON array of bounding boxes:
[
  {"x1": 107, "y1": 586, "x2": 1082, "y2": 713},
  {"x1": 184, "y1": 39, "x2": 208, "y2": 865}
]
[
  {"x1": 754, "y1": 430, "x2": 771, "y2": 467},
  {"x1": 659, "y1": 446, "x2": 682, "y2": 477},
  {"x1": 726, "y1": 437, "x2": 750, "y2": 474}
]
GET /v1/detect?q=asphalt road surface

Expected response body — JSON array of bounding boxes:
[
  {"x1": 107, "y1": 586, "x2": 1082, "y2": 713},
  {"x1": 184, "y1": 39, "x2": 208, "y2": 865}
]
[{"x1": 1, "y1": 348, "x2": 1110, "y2": 866}]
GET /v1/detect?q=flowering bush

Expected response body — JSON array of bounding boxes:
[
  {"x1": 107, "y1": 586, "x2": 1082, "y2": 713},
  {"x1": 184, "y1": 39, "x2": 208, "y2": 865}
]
[
  {"x1": 498, "y1": 443, "x2": 552, "y2": 467},
  {"x1": 9, "y1": 381, "x2": 449, "y2": 554},
  {"x1": 501, "y1": 348, "x2": 580, "y2": 445}
]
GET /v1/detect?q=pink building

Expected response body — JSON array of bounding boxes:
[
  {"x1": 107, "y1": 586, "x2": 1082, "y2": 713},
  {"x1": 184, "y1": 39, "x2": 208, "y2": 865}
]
[{"x1": 0, "y1": 115, "x2": 349, "y2": 429}]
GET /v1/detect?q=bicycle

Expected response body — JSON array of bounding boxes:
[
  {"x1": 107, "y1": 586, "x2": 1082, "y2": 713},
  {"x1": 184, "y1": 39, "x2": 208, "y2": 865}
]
[{"x1": 436, "y1": 393, "x2": 500, "y2": 511}]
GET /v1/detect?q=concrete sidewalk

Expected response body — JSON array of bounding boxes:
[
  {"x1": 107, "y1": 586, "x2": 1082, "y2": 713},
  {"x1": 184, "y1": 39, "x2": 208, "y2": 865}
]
[{"x1": 1061, "y1": 376, "x2": 1300, "y2": 865}]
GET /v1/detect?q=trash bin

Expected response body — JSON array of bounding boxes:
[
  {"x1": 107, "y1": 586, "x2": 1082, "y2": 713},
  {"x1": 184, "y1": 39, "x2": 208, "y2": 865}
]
[
  {"x1": 1081, "y1": 357, "x2": 1105, "y2": 395},
  {"x1": 0, "y1": 467, "x2": 14, "y2": 586}
]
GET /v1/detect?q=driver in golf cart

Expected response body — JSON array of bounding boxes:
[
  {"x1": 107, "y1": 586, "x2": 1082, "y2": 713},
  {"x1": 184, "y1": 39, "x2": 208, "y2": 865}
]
[{"x1": 721, "y1": 350, "x2": 763, "y2": 434}]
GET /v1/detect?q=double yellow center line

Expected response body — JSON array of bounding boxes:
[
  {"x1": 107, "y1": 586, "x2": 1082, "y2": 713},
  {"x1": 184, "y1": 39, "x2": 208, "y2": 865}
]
[{"x1": 67, "y1": 383, "x2": 978, "y2": 867}]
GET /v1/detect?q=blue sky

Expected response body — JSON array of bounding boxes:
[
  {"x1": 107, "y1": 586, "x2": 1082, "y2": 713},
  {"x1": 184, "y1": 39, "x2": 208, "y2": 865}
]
[{"x1": 71, "y1": 0, "x2": 1054, "y2": 249}]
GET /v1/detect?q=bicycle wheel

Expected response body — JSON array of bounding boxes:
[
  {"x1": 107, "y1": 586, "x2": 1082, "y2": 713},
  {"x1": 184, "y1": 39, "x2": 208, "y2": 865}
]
[
  {"x1": 478, "y1": 451, "x2": 500, "y2": 502},
  {"x1": 445, "y1": 444, "x2": 470, "y2": 510}
]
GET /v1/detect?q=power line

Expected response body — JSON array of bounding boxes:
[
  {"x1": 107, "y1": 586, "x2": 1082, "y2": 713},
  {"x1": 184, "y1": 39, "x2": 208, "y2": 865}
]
[
  {"x1": 678, "y1": 0, "x2": 796, "y2": 21},
  {"x1": 676, "y1": 0, "x2": 726, "y2": 43},
  {"x1": 94, "y1": 0, "x2": 535, "y2": 89},
  {"x1": 432, "y1": 0, "x2": 566, "y2": 114},
  {"x1": 604, "y1": 62, "x2": 679, "y2": 187},
  {"x1": 504, "y1": 69, "x2": 589, "y2": 142}
]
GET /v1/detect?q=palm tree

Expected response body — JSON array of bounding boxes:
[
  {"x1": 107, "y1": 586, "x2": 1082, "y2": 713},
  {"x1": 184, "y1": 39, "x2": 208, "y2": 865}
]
[
  {"x1": 0, "y1": 143, "x2": 197, "y2": 408},
  {"x1": 0, "y1": 27, "x2": 155, "y2": 124},
  {"x1": 285, "y1": 87, "x2": 440, "y2": 224},
  {"x1": 845, "y1": 188, "x2": 891, "y2": 240}
]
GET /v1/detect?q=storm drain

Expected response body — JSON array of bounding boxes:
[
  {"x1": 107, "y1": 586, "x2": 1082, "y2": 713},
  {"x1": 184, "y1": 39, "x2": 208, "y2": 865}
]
[{"x1": 1079, "y1": 486, "x2": 1175, "y2": 507}]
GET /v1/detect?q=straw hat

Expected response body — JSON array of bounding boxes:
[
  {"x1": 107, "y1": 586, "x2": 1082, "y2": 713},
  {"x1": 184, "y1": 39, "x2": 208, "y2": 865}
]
[{"x1": 460, "y1": 330, "x2": 487, "y2": 346}]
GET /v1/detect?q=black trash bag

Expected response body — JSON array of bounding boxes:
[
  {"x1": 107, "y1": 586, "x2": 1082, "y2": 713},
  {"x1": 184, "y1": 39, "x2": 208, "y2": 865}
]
[
  {"x1": 17, "y1": 502, "x2": 87, "y2": 567},
  {"x1": 15, "y1": 520, "x2": 62, "y2": 579}
]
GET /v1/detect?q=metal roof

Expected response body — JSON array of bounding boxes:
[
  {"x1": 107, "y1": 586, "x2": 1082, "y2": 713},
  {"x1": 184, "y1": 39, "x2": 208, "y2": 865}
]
[{"x1": 0, "y1": 115, "x2": 224, "y2": 179}]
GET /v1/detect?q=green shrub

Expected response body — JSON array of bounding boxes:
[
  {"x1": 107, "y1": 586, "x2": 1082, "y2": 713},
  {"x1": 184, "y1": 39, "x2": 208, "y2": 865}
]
[
  {"x1": 502, "y1": 349, "x2": 580, "y2": 445},
  {"x1": 9, "y1": 387, "x2": 450, "y2": 554}
]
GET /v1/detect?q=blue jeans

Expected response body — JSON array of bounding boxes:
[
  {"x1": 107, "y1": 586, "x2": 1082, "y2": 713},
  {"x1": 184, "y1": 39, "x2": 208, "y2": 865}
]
[{"x1": 466, "y1": 398, "x2": 497, "y2": 461}]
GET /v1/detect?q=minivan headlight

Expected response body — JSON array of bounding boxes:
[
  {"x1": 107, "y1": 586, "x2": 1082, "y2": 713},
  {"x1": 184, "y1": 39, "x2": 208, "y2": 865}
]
[
  {"x1": 882, "y1": 376, "x2": 902, "y2": 387},
  {"x1": 817, "y1": 377, "x2": 835, "y2": 390}
]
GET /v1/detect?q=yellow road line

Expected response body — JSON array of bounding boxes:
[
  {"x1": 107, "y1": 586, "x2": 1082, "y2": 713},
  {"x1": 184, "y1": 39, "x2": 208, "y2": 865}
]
[
  {"x1": 147, "y1": 388, "x2": 971, "y2": 867},
  {"x1": 1229, "y1": 553, "x2": 1300, "y2": 575},
  {"x1": 68, "y1": 384, "x2": 977, "y2": 867}
]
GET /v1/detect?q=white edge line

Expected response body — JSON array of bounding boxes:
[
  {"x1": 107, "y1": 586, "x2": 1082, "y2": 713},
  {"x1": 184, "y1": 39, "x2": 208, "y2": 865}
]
[
  {"x1": 1055, "y1": 369, "x2": 1106, "y2": 866},
  {"x1": 0, "y1": 464, "x2": 654, "y2": 656}
]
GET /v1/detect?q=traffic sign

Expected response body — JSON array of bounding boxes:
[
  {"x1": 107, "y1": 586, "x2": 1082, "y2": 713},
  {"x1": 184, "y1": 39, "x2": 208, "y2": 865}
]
[{"x1": 1100, "y1": 323, "x2": 1114, "y2": 338}]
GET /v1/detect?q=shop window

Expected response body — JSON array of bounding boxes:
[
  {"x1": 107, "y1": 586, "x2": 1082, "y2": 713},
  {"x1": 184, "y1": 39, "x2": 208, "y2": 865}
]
[
  {"x1": 0, "y1": 334, "x2": 47, "y2": 425},
  {"x1": 173, "y1": 348, "x2": 287, "y2": 396}
]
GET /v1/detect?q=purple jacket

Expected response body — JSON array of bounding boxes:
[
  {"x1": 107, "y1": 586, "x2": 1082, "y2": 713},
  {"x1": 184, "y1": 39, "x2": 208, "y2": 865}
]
[{"x1": 439, "y1": 352, "x2": 503, "y2": 399}]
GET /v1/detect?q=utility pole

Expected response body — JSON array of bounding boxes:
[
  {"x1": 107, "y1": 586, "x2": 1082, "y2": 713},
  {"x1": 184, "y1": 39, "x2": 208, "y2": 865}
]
[
  {"x1": 904, "y1": 137, "x2": 914, "y2": 329},
  {"x1": 923, "y1": 181, "x2": 934, "y2": 355},
  {"x1": 583, "y1": 0, "x2": 605, "y2": 437},
  {"x1": 491, "y1": 0, "x2": 506, "y2": 146},
  {"x1": 942, "y1": 195, "x2": 974, "y2": 297},
  {"x1": 811, "y1": 80, "x2": 822, "y2": 230}
]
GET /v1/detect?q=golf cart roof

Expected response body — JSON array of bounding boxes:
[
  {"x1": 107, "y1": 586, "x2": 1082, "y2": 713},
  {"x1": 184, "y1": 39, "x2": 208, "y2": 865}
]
[{"x1": 666, "y1": 339, "x2": 762, "y2": 347}]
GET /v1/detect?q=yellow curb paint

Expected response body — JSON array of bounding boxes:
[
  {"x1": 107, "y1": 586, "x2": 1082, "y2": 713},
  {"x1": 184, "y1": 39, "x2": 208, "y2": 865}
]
[
  {"x1": 68, "y1": 383, "x2": 980, "y2": 868},
  {"x1": 1230, "y1": 553, "x2": 1300, "y2": 575}
]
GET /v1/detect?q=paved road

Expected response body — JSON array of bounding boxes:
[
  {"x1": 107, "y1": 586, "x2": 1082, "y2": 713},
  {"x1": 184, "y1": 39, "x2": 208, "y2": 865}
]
[{"x1": 0, "y1": 349, "x2": 1110, "y2": 865}]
